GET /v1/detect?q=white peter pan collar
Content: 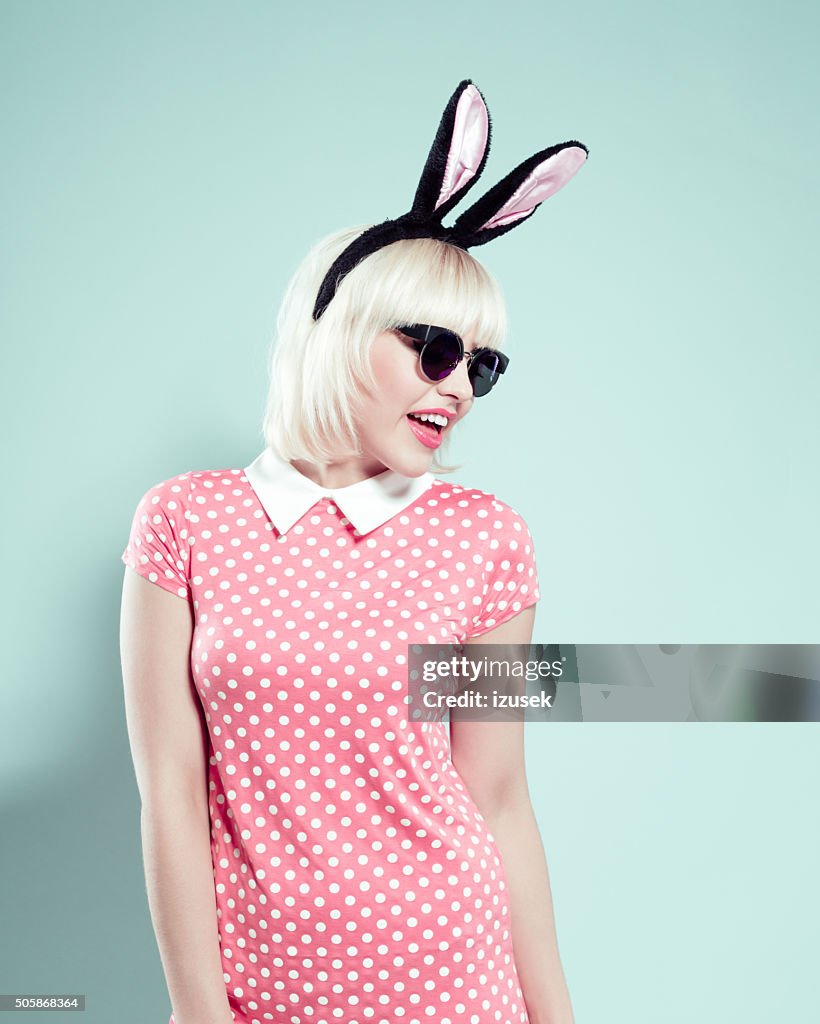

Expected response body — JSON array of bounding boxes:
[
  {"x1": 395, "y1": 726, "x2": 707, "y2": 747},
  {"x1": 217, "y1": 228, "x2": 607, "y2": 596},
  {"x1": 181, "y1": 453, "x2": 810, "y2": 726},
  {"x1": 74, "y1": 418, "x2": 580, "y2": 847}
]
[{"x1": 244, "y1": 446, "x2": 436, "y2": 537}]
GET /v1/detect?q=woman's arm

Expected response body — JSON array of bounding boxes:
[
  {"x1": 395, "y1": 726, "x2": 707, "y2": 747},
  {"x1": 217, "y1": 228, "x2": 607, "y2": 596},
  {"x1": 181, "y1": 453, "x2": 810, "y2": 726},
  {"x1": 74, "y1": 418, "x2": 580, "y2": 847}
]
[
  {"x1": 451, "y1": 607, "x2": 574, "y2": 1024},
  {"x1": 120, "y1": 570, "x2": 234, "y2": 1024}
]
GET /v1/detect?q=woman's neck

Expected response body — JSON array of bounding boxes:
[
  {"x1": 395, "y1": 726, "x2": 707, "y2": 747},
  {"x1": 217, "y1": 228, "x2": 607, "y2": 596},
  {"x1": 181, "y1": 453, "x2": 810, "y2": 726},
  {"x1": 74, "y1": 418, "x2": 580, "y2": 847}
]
[{"x1": 289, "y1": 456, "x2": 388, "y2": 489}]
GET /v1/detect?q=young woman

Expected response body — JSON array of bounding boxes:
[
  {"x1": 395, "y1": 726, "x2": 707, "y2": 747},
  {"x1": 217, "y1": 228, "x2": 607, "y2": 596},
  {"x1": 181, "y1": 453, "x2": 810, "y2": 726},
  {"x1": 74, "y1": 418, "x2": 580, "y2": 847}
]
[{"x1": 120, "y1": 81, "x2": 585, "y2": 1024}]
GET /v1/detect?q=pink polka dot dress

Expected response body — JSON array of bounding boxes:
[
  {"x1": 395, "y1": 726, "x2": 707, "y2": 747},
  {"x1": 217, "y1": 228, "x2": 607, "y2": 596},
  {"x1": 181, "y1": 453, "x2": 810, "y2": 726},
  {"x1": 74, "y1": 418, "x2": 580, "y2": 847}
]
[{"x1": 121, "y1": 446, "x2": 540, "y2": 1024}]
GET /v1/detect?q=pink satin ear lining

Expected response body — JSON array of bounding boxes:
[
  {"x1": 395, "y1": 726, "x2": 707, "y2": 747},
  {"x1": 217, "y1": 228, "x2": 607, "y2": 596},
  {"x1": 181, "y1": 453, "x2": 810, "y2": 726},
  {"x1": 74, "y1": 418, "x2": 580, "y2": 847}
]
[
  {"x1": 479, "y1": 145, "x2": 587, "y2": 230},
  {"x1": 435, "y1": 84, "x2": 489, "y2": 211}
]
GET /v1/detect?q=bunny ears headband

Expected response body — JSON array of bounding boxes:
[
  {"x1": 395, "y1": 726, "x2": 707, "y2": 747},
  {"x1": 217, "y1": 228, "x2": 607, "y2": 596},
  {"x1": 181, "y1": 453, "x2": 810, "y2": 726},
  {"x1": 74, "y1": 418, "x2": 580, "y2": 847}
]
[{"x1": 312, "y1": 79, "x2": 588, "y2": 320}]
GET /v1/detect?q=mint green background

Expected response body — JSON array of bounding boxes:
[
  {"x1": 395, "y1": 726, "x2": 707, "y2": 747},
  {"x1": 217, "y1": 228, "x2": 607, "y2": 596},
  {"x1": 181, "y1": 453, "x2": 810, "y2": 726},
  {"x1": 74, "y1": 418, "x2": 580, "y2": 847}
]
[{"x1": 2, "y1": 2, "x2": 818, "y2": 1022}]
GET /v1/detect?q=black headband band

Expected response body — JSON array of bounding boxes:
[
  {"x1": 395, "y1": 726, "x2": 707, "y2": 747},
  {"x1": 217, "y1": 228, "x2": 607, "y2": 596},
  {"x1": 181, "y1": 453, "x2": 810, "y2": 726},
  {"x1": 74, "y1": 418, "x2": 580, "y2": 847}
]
[{"x1": 312, "y1": 79, "x2": 588, "y2": 321}]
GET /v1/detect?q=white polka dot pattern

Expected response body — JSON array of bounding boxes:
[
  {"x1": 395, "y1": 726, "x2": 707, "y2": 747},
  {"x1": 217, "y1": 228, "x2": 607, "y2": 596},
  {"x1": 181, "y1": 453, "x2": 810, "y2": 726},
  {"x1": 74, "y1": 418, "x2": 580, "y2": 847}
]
[{"x1": 121, "y1": 467, "x2": 540, "y2": 1024}]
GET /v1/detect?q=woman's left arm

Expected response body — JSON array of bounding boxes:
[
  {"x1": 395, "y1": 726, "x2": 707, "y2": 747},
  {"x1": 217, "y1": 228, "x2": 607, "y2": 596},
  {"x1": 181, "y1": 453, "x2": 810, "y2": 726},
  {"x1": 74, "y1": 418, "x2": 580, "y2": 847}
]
[{"x1": 451, "y1": 607, "x2": 574, "y2": 1024}]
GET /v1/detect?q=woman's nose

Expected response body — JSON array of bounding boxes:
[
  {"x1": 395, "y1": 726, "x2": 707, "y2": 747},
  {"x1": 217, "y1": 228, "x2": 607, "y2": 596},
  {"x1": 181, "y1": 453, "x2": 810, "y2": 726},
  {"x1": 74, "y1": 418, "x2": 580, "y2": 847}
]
[{"x1": 436, "y1": 357, "x2": 473, "y2": 402}]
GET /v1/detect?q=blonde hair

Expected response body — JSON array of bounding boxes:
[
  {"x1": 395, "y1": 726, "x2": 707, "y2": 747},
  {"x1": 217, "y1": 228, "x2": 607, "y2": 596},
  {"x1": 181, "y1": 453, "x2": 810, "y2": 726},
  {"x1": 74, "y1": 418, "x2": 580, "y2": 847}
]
[{"x1": 262, "y1": 225, "x2": 508, "y2": 473}]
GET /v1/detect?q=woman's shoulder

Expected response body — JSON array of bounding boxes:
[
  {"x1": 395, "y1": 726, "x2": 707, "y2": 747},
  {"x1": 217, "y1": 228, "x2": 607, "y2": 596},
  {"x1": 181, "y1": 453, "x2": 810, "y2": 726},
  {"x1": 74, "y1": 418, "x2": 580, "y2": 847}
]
[
  {"x1": 188, "y1": 464, "x2": 247, "y2": 491},
  {"x1": 127, "y1": 469, "x2": 191, "y2": 512},
  {"x1": 146, "y1": 460, "x2": 250, "y2": 489},
  {"x1": 428, "y1": 477, "x2": 533, "y2": 531},
  {"x1": 128, "y1": 461, "x2": 247, "y2": 512}
]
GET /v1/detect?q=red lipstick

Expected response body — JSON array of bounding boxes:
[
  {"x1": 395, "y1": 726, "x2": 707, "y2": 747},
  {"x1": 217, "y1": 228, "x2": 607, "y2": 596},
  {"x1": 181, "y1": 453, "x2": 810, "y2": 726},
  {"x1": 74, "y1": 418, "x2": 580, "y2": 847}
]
[{"x1": 407, "y1": 417, "x2": 443, "y2": 449}]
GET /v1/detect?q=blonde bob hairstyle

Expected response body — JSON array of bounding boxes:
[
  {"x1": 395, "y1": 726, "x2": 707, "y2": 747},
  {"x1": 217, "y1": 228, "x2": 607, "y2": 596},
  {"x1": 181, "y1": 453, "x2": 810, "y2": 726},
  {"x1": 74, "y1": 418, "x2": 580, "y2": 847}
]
[{"x1": 262, "y1": 225, "x2": 508, "y2": 474}]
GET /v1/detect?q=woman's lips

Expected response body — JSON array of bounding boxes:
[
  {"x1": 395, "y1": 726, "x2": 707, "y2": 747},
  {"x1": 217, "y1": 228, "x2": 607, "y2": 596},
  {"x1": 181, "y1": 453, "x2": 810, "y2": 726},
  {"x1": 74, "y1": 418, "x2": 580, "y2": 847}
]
[{"x1": 407, "y1": 415, "x2": 443, "y2": 449}]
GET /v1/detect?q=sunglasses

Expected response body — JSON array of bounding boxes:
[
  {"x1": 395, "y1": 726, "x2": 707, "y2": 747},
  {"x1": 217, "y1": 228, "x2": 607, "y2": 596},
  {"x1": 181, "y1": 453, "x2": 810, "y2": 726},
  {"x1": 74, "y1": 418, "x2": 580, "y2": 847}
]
[{"x1": 395, "y1": 324, "x2": 510, "y2": 398}]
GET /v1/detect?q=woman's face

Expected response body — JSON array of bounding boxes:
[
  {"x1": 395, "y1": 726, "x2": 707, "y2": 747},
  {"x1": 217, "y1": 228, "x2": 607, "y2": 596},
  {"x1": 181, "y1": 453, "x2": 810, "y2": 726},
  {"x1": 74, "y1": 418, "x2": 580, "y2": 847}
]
[{"x1": 352, "y1": 327, "x2": 480, "y2": 478}]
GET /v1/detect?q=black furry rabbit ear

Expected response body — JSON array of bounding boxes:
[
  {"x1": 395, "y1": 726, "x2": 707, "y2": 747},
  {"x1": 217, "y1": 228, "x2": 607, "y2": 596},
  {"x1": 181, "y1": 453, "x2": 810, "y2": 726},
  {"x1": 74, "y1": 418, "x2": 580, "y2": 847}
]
[
  {"x1": 409, "y1": 80, "x2": 491, "y2": 223},
  {"x1": 311, "y1": 79, "x2": 588, "y2": 320},
  {"x1": 449, "y1": 140, "x2": 588, "y2": 247}
]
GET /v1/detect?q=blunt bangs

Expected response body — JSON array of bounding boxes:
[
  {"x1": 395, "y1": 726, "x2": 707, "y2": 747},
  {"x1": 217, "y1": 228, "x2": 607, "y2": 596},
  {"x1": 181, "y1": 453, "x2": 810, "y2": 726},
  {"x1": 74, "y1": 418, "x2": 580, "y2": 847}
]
[{"x1": 340, "y1": 237, "x2": 508, "y2": 353}]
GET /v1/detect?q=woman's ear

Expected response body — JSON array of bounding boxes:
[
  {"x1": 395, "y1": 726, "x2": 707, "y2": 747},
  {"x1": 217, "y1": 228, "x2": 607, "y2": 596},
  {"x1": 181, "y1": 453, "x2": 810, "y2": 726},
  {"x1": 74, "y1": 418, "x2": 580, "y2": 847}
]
[
  {"x1": 410, "y1": 80, "x2": 491, "y2": 222},
  {"x1": 450, "y1": 141, "x2": 588, "y2": 247}
]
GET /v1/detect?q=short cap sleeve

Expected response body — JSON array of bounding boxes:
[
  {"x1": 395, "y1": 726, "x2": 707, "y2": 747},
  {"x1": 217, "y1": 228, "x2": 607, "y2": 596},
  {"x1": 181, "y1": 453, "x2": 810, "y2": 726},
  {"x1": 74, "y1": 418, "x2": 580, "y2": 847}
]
[
  {"x1": 468, "y1": 499, "x2": 540, "y2": 638},
  {"x1": 121, "y1": 473, "x2": 192, "y2": 601}
]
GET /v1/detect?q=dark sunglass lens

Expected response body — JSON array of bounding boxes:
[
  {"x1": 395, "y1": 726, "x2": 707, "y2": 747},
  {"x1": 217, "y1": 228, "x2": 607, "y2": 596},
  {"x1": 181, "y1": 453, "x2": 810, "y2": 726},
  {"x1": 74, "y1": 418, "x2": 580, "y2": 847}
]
[
  {"x1": 420, "y1": 332, "x2": 463, "y2": 381},
  {"x1": 470, "y1": 352, "x2": 502, "y2": 397}
]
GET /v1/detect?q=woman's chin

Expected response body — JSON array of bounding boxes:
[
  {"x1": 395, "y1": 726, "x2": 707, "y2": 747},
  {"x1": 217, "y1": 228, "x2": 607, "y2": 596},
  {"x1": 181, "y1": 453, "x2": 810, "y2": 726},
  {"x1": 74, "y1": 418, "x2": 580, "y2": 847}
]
[{"x1": 373, "y1": 449, "x2": 435, "y2": 479}]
